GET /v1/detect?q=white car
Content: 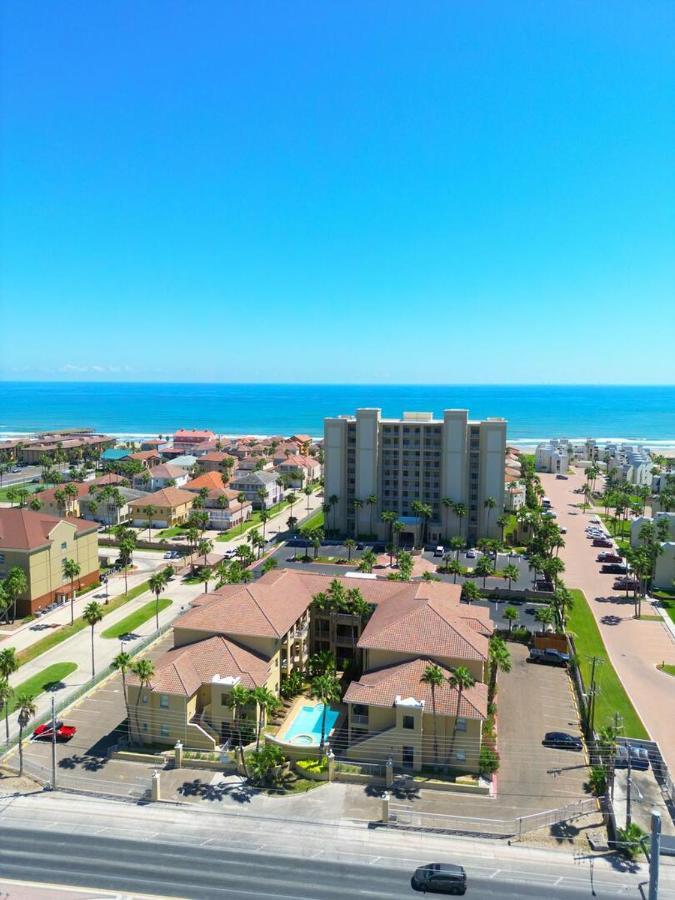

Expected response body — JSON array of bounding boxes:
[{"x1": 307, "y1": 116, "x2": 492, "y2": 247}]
[
  {"x1": 222, "y1": 548, "x2": 238, "y2": 560},
  {"x1": 466, "y1": 550, "x2": 477, "y2": 559}
]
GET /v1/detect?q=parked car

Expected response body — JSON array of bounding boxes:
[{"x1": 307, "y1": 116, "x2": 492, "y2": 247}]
[
  {"x1": 601, "y1": 563, "x2": 628, "y2": 574},
  {"x1": 32, "y1": 722, "x2": 77, "y2": 742},
  {"x1": 614, "y1": 578, "x2": 639, "y2": 591},
  {"x1": 535, "y1": 580, "x2": 555, "y2": 592},
  {"x1": 556, "y1": 474, "x2": 569, "y2": 480},
  {"x1": 465, "y1": 550, "x2": 476, "y2": 559},
  {"x1": 163, "y1": 551, "x2": 174, "y2": 559},
  {"x1": 434, "y1": 546, "x2": 445, "y2": 558},
  {"x1": 597, "y1": 553, "x2": 622, "y2": 563},
  {"x1": 411, "y1": 864, "x2": 467, "y2": 895},
  {"x1": 222, "y1": 548, "x2": 238, "y2": 560},
  {"x1": 615, "y1": 745, "x2": 650, "y2": 771},
  {"x1": 592, "y1": 539, "x2": 613, "y2": 548},
  {"x1": 560, "y1": 527, "x2": 567, "y2": 534},
  {"x1": 543, "y1": 732, "x2": 583, "y2": 751},
  {"x1": 528, "y1": 648, "x2": 570, "y2": 667}
]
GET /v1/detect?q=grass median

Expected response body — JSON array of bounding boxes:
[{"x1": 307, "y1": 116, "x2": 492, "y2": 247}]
[
  {"x1": 101, "y1": 597, "x2": 172, "y2": 639},
  {"x1": 16, "y1": 579, "x2": 152, "y2": 668},
  {"x1": 567, "y1": 588, "x2": 648, "y2": 739},
  {"x1": 8, "y1": 662, "x2": 78, "y2": 713}
]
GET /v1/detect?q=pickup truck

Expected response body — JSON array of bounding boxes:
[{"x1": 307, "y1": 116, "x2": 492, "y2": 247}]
[{"x1": 528, "y1": 648, "x2": 570, "y2": 667}]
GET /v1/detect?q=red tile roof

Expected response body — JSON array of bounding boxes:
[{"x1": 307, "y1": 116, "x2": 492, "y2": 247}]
[
  {"x1": 129, "y1": 635, "x2": 270, "y2": 696},
  {"x1": 127, "y1": 487, "x2": 196, "y2": 509},
  {"x1": 184, "y1": 471, "x2": 229, "y2": 492},
  {"x1": 0, "y1": 508, "x2": 96, "y2": 550},
  {"x1": 344, "y1": 658, "x2": 488, "y2": 719}
]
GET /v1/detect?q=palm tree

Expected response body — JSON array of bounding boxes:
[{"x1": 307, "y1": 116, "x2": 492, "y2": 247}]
[
  {"x1": 534, "y1": 606, "x2": 554, "y2": 634},
  {"x1": 236, "y1": 493, "x2": 248, "y2": 533},
  {"x1": 286, "y1": 491, "x2": 297, "y2": 525},
  {"x1": 352, "y1": 498, "x2": 363, "y2": 538},
  {"x1": 131, "y1": 659, "x2": 155, "y2": 744},
  {"x1": 392, "y1": 520, "x2": 404, "y2": 547},
  {"x1": 380, "y1": 510, "x2": 396, "y2": 544},
  {"x1": 197, "y1": 538, "x2": 213, "y2": 566},
  {"x1": 449, "y1": 535, "x2": 465, "y2": 559},
  {"x1": 501, "y1": 563, "x2": 519, "y2": 591},
  {"x1": 421, "y1": 663, "x2": 444, "y2": 764},
  {"x1": 453, "y1": 502, "x2": 468, "y2": 540},
  {"x1": 496, "y1": 513, "x2": 510, "y2": 543},
  {"x1": 474, "y1": 555, "x2": 494, "y2": 588},
  {"x1": 358, "y1": 548, "x2": 377, "y2": 573},
  {"x1": 310, "y1": 673, "x2": 341, "y2": 755},
  {"x1": 112, "y1": 651, "x2": 132, "y2": 737},
  {"x1": 303, "y1": 484, "x2": 313, "y2": 512},
  {"x1": 62, "y1": 558, "x2": 81, "y2": 625},
  {"x1": 345, "y1": 538, "x2": 356, "y2": 562},
  {"x1": 446, "y1": 558, "x2": 463, "y2": 583},
  {"x1": 483, "y1": 496, "x2": 497, "y2": 537},
  {"x1": 487, "y1": 637, "x2": 512, "y2": 704},
  {"x1": 230, "y1": 683, "x2": 252, "y2": 777},
  {"x1": 328, "y1": 494, "x2": 339, "y2": 533},
  {"x1": 17, "y1": 692, "x2": 37, "y2": 775},
  {"x1": 461, "y1": 580, "x2": 481, "y2": 604},
  {"x1": 148, "y1": 570, "x2": 168, "y2": 631},
  {"x1": 0, "y1": 679, "x2": 13, "y2": 745},
  {"x1": 259, "y1": 508, "x2": 270, "y2": 540},
  {"x1": 441, "y1": 497, "x2": 454, "y2": 540},
  {"x1": 366, "y1": 495, "x2": 377, "y2": 536},
  {"x1": 503, "y1": 606, "x2": 519, "y2": 634},
  {"x1": 4, "y1": 567, "x2": 28, "y2": 624},
  {"x1": 447, "y1": 666, "x2": 475, "y2": 761},
  {"x1": 83, "y1": 600, "x2": 103, "y2": 677},
  {"x1": 251, "y1": 686, "x2": 281, "y2": 752}
]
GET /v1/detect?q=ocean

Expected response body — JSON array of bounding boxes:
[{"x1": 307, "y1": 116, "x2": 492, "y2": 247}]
[{"x1": 1, "y1": 382, "x2": 674, "y2": 447}]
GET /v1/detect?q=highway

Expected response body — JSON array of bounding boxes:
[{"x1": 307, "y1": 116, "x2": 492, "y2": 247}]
[{"x1": 1, "y1": 792, "x2": 673, "y2": 899}]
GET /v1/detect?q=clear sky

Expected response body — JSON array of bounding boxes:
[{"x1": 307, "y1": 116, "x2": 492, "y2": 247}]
[{"x1": 1, "y1": 1, "x2": 674, "y2": 384}]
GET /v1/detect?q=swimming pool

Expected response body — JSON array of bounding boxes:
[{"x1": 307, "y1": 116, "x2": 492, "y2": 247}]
[{"x1": 283, "y1": 703, "x2": 340, "y2": 746}]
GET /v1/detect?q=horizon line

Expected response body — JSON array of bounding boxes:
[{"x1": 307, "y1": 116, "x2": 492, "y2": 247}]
[{"x1": 2, "y1": 380, "x2": 675, "y2": 388}]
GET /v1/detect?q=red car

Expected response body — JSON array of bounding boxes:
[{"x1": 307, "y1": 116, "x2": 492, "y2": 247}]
[
  {"x1": 592, "y1": 539, "x2": 613, "y2": 548},
  {"x1": 597, "y1": 553, "x2": 622, "y2": 563},
  {"x1": 32, "y1": 721, "x2": 77, "y2": 742}
]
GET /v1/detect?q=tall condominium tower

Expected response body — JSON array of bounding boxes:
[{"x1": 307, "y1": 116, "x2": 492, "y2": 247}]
[{"x1": 324, "y1": 408, "x2": 506, "y2": 546}]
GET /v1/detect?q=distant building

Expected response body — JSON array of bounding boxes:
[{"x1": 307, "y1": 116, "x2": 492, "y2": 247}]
[
  {"x1": 535, "y1": 442, "x2": 570, "y2": 474},
  {"x1": 0, "y1": 508, "x2": 99, "y2": 616},
  {"x1": 630, "y1": 512, "x2": 675, "y2": 591},
  {"x1": 324, "y1": 408, "x2": 506, "y2": 545},
  {"x1": 79, "y1": 487, "x2": 149, "y2": 527},
  {"x1": 128, "y1": 487, "x2": 196, "y2": 529},
  {"x1": 229, "y1": 470, "x2": 284, "y2": 509},
  {"x1": 173, "y1": 429, "x2": 216, "y2": 452},
  {"x1": 133, "y1": 463, "x2": 189, "y2": 492}
]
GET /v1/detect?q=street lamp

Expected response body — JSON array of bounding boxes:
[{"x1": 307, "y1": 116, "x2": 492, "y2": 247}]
[{"x1": 101, "y1": 574, "x2": 109, "y2": 604}]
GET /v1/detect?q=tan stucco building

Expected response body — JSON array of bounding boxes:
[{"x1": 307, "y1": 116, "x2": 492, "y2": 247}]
[
  {"x1": 128, "y1": 486, "x2": 195, "y2": 529},
  {"x1": 0, "y1": 508, "x2": 99, "y2": 616}
]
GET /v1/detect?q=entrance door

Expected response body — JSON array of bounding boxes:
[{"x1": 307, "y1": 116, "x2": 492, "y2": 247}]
[{"x1": 402, "y1": 746, "x2": 414, "y2": 769}]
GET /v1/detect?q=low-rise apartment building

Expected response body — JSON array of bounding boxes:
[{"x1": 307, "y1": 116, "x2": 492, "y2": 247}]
[
  {"x1": 276, "y1": 454, "x2": 322, "y2": 488},
  {"x1": 0, "y1": 508, "x2": 99, "y2": 616},
  {"x1": 535, "y1": 442, "x2": 570, "y2": 474},
  {"x1": 324, "y1": 408, "x2": 506, "y2": 546},
  {"x1": 133, "y1": 464, "x2": 189, "y2": 492}
]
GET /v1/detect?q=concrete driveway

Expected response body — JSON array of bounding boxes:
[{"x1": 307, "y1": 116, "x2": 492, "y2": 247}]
[{"x1": 539, "y1": 471, "x2": 675, "y2": 770}]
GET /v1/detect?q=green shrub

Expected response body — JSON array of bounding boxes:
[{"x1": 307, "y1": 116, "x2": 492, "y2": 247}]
[
  {"x1": 296, "y1": 758, "x2": 327, "y2": 774},
  {"x1": 616, "y1": 823, "x2": 646, "y2": 859},
  {"x1": 479, "y1": 745, "x2": 500, "y2": 776},
  {"x1": 585, "y1": 766, "x2": 607, "y2": 797}
]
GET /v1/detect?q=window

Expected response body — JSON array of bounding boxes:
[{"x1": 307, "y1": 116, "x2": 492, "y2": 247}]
[
  {"x1": 61, "y1": 541, "x2": 67, "y2": 550},
  {"x1": 160, "y1": 723, "x2": 170, "y2": 737},
  {"x1": 142, "y1": 723, "x2": 148, "y2": 732},
  {"x1": 402, "y1": 715, "x2": 415, "y2": 730},
  {"x1": 160, "y1": 694, "x2": 169, "y2": 709},
  {"x1": 142, "y1": 694, "x2": 148, "y2": 704},
  {"x1": 456, "y1": 717, "x2": 467, "y2": 732},
  {"x1": 0, "y1": 553, "x2": 5, "y2": 564},
  {"x1": 455, "y1": 749, "x2": 466, "y2": 762}
]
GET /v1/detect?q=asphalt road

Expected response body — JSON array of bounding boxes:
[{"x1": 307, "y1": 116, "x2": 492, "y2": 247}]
[{"x1": 0, "y1": 826, "x2": 652, "y2": 899}]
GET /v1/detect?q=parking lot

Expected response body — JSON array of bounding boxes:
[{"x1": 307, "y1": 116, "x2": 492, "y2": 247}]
[{"x1": 17, "y1": 633, "x2": 175, "y2": 799}]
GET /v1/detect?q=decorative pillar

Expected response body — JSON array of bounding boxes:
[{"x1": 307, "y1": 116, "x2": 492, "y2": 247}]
[
  {"x1": 151, "y1": 770, "x2": 161, "y2": 801},
  {"x1": 381, "y1": 791, "x2": 390, "y2": 824},
  {"x1": 327, "y1": 749, "x2": 336, "y2": 783},
  {"x1": 386, "y1": 756, "x2": 394, "y2": 788},
  {"x1": 174, "y1": 740, "x2": 183, "y2": 769}
]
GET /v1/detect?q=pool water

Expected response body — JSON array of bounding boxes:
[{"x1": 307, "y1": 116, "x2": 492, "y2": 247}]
[{"x1": 283, "y1": 704, "x2": 340, "y2": 746}]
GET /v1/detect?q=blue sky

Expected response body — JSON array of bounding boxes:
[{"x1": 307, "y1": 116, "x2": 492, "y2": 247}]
[{"x1": 2, "y1": 1, "x2": 674, "y2": 384}]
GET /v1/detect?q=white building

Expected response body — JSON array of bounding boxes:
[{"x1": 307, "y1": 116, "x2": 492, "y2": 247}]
[
  {"x1": 654, "y1": 542, "x2": 675, "y2": 591},
  {"x1": 324, "y1": 408, "x2": 506, "y2": 546},
  {"x1": 535, "y1": 442, "x2": 570, "y2": 474}
]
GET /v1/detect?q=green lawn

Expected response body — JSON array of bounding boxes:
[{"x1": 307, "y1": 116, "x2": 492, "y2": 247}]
[
  {"x1": 658, "y1": 597, "x2": 675, "y2": 625},
  {"x1": 657, "y1": 664, "x2": 675, "y2": 677},
  {"x1": 16, "y1": 579, "x2": 152, "y2": 667},
  {"x1": 156, "y1": 526, "x2": 185, "y2": 539},
  {"x1": 300, "y1": 507, "x2": 324, "y2": 532},
  {"x1": 8, "y1": 662, "x2": 78, "y2": 712},
  {"x1": 598, "y1": 513, "x2": 632, "y2": 540},
  {"x1": 567, "y1": 588, "x2": 648, "y2": 739},
  {"x1": 215, "y1": 498, "x2": 295, "y2": 542},
  {"x1": 101, "y1": 598, "x2": 172, "y2": 639},
  {"x1": 0, "y1": 483, "x2": 44, "y2": 502}
]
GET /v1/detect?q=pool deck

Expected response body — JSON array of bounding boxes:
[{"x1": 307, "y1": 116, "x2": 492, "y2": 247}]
[{"x1": 267, "y1": 696, "x2": 343, "y2": 756}]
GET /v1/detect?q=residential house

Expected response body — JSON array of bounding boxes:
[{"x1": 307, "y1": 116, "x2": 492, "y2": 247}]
[
  {"x1": 79, "y1": 487, "x2": 149, "y2": 527},
  {"x1": 276, "y1": 454, "x2": 322, "y2": 488},
  {"x1": 535, "y1": 442, "x2": 570, "y2": 474},
  {"x1": 32, "y1": 482, "x2": 92, "y2": 518},
  {"x1": 0, "y1": 508, "x2": 99, "y2": 616},
  {"x1": 132, "y1": 463, "x2": 189, "y2": 492},
  {"x1": 183, "y1": 472, "x2": 252, "y2": 530},
  {"x1": 127, "y1": 450, "x2": 161, "y2": 469},
  {"x1": 196, "y1": 452, "x2": 237, "y2": 475},
  {"x1": 173, "y1": 429, "x2": 216, "y2": 452},
  {"x1": 229, "y1": 470, "x2": 283, "y2": 509},
  {"x1": 168, "y1": 455, "x2": 199, "y2": 473},
  {"x1": 127, "y1": 487, "x2": 196, "y2": 529}
]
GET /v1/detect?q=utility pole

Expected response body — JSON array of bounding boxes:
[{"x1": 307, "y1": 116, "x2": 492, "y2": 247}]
[
  {"x1": 50, "y1": 695, "x2": 57, "y2": 790},
  {"x1": 649, "y1": 809, "x2": 661, "y2": 900},
  {"x1": 626, "y1": 748, "x2": 632, "y2": 828}
]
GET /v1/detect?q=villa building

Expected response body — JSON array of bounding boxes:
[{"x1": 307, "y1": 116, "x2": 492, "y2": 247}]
[
  {"x1": 173, "y1": 429, "x2": 216, "y2": 451},
  {"x1": 0, "y1": 508, "x2": 99, "y2": 616},
  {"x1": 276, "y1": 454, "x2": 322, "y2": 488},
  {"x1": 78, "y1": 486, "x2": 149, "y2": 527},
  {"x1": 132, "y1": 463, "x2": 189, "y2": 492},
  {"x1": 229, "y1": 470, "x2": 284, "y2": 509},
  {"x1": 183, "y1": 472, "x2": 252, "y2": 530},
  {"x1": 535, "y1": 442, "x2": 570, "y2": 474},
  {"x1": 127, "y1": 487, "x2": 195, "y2": 529},
  {"x1": 129, "y1": 571, "x2": 492, "y2": 773},
  {"x1": 324, "y1": 408, "x2": 506, "y2": 546}
]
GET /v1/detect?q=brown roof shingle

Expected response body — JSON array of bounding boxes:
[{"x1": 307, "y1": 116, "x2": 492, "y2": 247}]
[
  {"x1": 0, "y1": 508, "x2": 96, "y2": 551},
  {"x1": 128, "y1": 486, "x2": 196, "y2": 509}
]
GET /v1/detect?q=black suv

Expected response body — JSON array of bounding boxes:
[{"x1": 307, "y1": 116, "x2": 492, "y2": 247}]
[{"x1": 412, "y1": 864, "x2": 467, "y2": 895}]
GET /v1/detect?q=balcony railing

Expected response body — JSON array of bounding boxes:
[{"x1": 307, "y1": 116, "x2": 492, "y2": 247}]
[{"x1": 351, "y1": 714, "x2": 369, "y2": 725}]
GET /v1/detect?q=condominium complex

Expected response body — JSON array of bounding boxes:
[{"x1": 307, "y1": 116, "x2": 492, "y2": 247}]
[{"x1": 324, "y1": 408, "x2": 506, "y2": 546}]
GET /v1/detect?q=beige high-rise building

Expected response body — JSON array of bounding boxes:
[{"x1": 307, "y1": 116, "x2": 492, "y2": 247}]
[{"x1": 324, "y1": 409, "x2": 506, "y2": 546}]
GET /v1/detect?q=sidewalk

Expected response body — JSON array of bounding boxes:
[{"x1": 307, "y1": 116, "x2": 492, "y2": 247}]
[{"x1": 2, "y1": 577, "x2": 204, "y2": 745}]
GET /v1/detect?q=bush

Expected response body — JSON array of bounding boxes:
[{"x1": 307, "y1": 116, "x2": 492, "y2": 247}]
[
  {"x1": 585, "y1": 766, "x2": 607, "y2": 797},
  {"x1": 616, "y1": 823, "x2": 646, "y2": 860},
  {"x1": 247, "y1": 745, "x2": 286, "y2": 785},
  {"x1": 479, "y1": 745, "x2": 500, "y2": 776},
  {"x1": 280, "y1": 669, "x2": 304, "y2": 699},
  {"x1": 296, "y1": 758, "x2": 327, "y2": 775}
]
